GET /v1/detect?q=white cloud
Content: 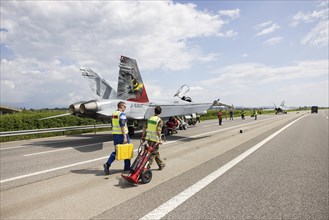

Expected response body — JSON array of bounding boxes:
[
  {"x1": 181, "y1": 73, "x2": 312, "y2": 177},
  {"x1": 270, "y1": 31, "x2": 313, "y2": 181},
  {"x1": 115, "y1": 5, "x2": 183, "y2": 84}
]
[
  {"x1": 290, "y1": 2, "x2": 328, "y2": 47},
  {"x1": 1, "y1": 1, "x2": 227, "y2": 70},
  {"x1": 1, "y1": 58, "x2": 95, "y2": 108},
  {"x1": 278, "y1": 80, "x2": 328, "y2": 107},
  {"x1": 256, "y1": 22, "x2": 280, "y2": 36},
  {"x1": 263, "y1": 37, "x2": 283, "y2": 45},
  {"x1": 217, "y1": 29, "x2": 238, "y2": 38},
  {"x1": 256, "y1": 21, "x2": 274, "y2": 28},
  {"x1": 301, "y1": 19, "x2": 328, "y2": 47},
  {"x1": 217, "y1": 9, "x2": 240, "y2": 37},
  {"x1": 218, "y1": 9, "x2": 240, "y2": 20},
  {"x1": 290, "y1": 5, "x2": 328, "y2": 26},
  {"x1": 194, "y1": 60, "x2": 328, "y2": 106},
  {"x1": 1, "y1": 1, "x2": 238, "y2": 108}
]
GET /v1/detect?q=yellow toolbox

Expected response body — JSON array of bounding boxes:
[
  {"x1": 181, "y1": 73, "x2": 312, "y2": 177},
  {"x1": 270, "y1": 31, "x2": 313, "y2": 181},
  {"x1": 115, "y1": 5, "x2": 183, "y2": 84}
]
[{"x1": 116, "y1": 144, "x2": 134, "y2": 160}]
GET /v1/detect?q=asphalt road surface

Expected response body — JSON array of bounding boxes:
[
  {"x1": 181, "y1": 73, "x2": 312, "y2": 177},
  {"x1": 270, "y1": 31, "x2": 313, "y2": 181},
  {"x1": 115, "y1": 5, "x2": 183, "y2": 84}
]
[{"x1": 1, "y1": 110, "x2": 328, "y2": 219}]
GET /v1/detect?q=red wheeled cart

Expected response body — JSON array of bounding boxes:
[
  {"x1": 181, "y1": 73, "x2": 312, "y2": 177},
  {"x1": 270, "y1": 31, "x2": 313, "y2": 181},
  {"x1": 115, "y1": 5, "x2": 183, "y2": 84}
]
[{"x1": 121, "y1": 142, "x2": 155, "y2": 184}]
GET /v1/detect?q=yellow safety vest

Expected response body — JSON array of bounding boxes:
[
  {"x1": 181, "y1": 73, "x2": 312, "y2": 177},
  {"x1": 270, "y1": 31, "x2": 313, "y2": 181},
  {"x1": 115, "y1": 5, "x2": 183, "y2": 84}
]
[
  {"x1": 112, "y1": 111, "x2": 128, "y2": 135},
  {"x1": 146, "y1": 116, "x2": 161, "y2": 142}
]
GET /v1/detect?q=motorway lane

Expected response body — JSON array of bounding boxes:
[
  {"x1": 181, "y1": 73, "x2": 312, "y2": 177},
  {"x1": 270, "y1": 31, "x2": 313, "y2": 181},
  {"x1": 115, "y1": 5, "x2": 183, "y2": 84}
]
[
  {"x1": 159, "y1": 111, "x2": 329, "y2": 219},
  {"x1": 92, "y1": 111, "x2": 328, "y2": 220},
  {"x1": 1, "y1": 111, "x2": 324, "y2": 219},
  {"x1": 0, "y1": 113, "x2": 277, "y2": 188}
]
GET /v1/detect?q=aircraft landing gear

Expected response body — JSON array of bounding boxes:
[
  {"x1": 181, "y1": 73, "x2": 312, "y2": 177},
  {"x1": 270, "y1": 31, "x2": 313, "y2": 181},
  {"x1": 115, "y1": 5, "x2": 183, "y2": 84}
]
[{"x1": 128, "y1": 126, "x2": 135, "y2": 136}]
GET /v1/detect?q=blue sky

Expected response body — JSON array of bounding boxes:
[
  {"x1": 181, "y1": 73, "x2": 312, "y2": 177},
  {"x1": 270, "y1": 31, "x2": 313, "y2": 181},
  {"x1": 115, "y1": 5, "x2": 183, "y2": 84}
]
[{"x1": 1, "y1": 1, "x2": 328, "y2": 109}]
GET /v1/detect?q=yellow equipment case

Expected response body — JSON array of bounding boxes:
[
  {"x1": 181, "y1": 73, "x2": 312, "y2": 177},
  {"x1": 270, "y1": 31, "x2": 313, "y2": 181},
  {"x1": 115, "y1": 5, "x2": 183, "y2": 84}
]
[{"x1": 116, "y1": 144, "x2": 134, "y2": 160}]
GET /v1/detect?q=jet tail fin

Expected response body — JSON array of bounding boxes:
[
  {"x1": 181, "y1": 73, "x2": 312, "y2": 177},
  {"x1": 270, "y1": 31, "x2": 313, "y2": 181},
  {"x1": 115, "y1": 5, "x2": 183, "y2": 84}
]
[
  {"x1": 80, "y1": 67, "x2": 117, "y2": 99},
  {"x1": 117, "y1": 56, "x2": 149, "y2": 103}
]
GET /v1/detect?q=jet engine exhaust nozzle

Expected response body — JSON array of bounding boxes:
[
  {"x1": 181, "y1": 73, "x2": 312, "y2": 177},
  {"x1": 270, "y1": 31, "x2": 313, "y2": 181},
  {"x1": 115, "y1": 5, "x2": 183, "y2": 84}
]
[
  {"x1": 69, "y1": 102, "x2": 85, "y2": 115},
  {"x1": 80, "y1": 101, "x2": 98, "y2": 114}
]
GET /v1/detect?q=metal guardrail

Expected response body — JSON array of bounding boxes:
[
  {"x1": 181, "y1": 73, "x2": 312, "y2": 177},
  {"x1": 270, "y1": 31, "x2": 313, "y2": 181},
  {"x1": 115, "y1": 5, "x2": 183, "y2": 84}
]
[{"x1": 0, "y1": 124, "x2": 112, "y2": 137}]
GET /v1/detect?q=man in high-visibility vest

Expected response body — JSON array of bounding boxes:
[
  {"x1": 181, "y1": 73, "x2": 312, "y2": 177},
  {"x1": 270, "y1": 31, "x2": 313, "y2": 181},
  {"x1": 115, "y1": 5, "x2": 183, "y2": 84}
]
[
  {"x1": 103, "y1": 101, "x2": 131, "y2": 175},
  {"x1": 141, "y1": 106, "x2": 166, "y2": 170}
]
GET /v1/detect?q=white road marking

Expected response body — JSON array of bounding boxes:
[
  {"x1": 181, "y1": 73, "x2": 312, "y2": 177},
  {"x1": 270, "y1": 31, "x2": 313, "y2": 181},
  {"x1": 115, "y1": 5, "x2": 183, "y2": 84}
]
[
  {"x1": 140, "y1": 114, "x2": 307, "y2": 220},
  {"x1": 0, "y1": 156, "x2": 108, "y2": 184},
  {"x1": 0, "y1": 145, "x2": 30, "y2": 151}
]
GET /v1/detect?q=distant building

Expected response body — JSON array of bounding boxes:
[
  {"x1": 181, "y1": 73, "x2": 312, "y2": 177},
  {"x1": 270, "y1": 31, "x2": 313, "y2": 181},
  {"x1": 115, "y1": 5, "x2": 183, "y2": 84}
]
[{"x1": 0, "y1": 105, "x2": 21, "y2": 115}]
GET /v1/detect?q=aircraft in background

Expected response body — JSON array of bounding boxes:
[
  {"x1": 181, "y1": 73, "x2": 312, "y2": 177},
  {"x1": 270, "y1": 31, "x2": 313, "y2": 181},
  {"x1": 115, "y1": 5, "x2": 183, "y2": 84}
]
[
  {"x1": 60, "y1": 55, "x2": 214, "y2": 135},
  {"x1": 274, "y1": 101, "x2": 288, "y2": 114}
]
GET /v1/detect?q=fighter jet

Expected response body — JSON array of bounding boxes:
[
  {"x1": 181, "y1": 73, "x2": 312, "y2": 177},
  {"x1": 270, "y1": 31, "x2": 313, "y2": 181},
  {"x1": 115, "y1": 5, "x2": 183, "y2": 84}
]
[
  {"x1": 274, "y1": 101, "x2": 288, "y2": 114},
  {"x1": 67, "y1": 55, "x2": 213, "y2": 135}
]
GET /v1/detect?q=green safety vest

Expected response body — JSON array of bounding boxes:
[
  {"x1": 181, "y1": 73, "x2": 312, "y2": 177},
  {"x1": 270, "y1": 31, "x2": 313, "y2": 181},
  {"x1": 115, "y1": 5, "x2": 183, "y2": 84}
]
[
  {"x1": 146, "y1": 116, "x2": 161, "y2": 142},
  {"x1": 112, "y1": 111, "x2": 128, "y2": 135}
]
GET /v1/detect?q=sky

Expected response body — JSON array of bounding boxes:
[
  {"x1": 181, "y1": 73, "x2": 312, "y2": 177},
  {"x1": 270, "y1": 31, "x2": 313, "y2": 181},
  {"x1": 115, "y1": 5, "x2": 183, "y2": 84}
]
[{"x1": 1, "y1": 0, "x2": 328, "y2": 109}]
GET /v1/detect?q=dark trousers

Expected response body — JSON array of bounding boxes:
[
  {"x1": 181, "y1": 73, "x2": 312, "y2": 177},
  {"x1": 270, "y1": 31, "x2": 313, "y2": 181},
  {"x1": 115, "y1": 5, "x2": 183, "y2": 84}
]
[{"x1": 106, "y1": 151, "x2": 131, "y2": 170}]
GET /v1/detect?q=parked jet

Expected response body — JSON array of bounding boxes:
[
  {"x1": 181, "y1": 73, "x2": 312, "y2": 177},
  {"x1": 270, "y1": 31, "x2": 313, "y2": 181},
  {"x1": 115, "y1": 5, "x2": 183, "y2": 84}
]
[
  {"x1": 66, "y1": 55, "x2": 213, "y2": 135},
  {"x1": 274, "y1": 101, "x2": 288, "y2": 114}
]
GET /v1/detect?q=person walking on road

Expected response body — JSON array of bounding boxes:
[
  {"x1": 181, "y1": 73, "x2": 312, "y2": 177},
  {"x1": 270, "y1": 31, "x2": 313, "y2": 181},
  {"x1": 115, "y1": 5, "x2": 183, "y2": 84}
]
[
  {"x1": 241, "y1": 109, "x2": 245, "y2": 120},
  {"x1": 103, "y1": 101, "x2": 131, "y2": 175},
  {"x1": 141, "y1": 106, "x2": 166, "y2": 170},
  {"x1": 218, "y1": 110, "x2": 223, "y2": 125},
  {"x1": 254, "y1": 109, "x2": 258, "y2": 120},
  {"x1": 229, "y1": 110, "x2": 234, "y2": 120}
]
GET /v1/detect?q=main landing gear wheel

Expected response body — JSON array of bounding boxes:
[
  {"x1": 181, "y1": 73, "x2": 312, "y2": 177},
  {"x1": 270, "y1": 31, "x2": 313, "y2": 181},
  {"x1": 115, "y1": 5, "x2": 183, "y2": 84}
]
[
  {"x1": 128, "y1": 127, "x2": 135, "y2": 136},
  {"x1": 141, "y1": 169, "x2": 152, "y2": 184}
]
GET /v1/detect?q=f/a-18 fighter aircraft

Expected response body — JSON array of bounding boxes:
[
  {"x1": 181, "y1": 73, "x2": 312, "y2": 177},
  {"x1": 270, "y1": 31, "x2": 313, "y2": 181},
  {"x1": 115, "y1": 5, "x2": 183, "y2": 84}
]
[
  {"x1": 273, "y1": 101, "x2": 288, "y2": 114},
  {"x1": 66, "y1": 55, "x2": 213, "y2": 135}
]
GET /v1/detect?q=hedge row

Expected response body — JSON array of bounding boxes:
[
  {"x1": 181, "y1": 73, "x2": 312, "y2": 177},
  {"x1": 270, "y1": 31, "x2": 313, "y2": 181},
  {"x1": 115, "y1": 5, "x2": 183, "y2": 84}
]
[
  {"x1": 0, "y1": 110, "x2": 109, "y2": 142},
  {"x1": 0, "y1": 110, "x2": 104, "y2": 132}
]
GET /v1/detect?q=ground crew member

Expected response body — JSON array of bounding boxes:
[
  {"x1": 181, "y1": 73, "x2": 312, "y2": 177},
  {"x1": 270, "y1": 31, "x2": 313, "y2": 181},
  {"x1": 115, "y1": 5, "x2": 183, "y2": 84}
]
[
  {"x1": 229, "y1": 110, "x2": 234, "y2": 120},
  {"x1": 196, "y1": 113, "x2": 201, "y2": 123},
  {"x1": 254, "y1": 109, "x2": 258, "y2": 120},
  {"x1": 218, "y1": 110, "x2": 223, "y2": 125},
  {"x1": 241, "y1": 109, "x2": 245, "y2": 120},
  {"x1": 141, "y1": 106, "x2": 166, "y2": 170},
  {"x1": 103, "y1": 101, "x2": 131, "y2": 175}
]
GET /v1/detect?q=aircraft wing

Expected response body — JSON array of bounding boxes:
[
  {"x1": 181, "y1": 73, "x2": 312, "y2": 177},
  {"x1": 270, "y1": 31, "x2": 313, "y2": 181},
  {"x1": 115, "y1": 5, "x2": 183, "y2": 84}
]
[{"x1": 144, "y1": 101, "x2": 213, "y2": 119}]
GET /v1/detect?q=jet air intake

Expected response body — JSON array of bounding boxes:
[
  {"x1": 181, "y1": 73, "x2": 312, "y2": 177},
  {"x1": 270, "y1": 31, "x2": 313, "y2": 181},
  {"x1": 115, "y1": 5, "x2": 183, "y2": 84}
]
[{"x1": 80, "y1": 100, "x2": 98, "y2": 114}]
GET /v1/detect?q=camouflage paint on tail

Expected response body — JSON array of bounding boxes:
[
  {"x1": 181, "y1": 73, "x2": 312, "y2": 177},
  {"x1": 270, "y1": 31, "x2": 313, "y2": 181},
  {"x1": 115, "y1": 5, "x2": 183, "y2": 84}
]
[
  {"x1": 117, "y1": 56, "x2": 149, "y2": 103},
  {"x1": 80, "y1": 67, "x2": 117, "y2": 99}
]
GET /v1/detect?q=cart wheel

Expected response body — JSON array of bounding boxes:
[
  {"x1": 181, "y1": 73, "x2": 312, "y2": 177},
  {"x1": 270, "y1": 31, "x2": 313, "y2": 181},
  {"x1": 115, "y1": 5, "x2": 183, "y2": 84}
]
[
  {"x1": 141, "y1": 170, "x2": 152, "y2": 184},
  {"x1": 183, "y1": 124, "x2": 187, "y2": 130}
]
